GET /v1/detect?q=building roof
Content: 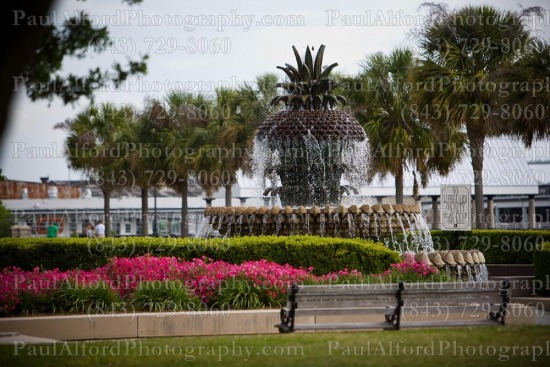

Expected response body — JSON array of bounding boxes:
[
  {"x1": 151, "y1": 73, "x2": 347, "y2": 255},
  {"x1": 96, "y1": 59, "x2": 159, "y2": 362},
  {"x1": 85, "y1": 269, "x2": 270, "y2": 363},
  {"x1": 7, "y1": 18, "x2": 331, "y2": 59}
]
[{"x1": 527, "y1": 161, "x2": 550, "y2": 185}]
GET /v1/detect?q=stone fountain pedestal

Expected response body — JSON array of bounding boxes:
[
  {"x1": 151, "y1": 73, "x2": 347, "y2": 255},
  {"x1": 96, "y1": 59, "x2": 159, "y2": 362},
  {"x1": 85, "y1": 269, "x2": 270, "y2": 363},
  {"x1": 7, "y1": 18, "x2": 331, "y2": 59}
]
[
  {"x1": 419, "y1": 249, "x2": 489, "y2": 282},
  {"x1": 204, "y1": 203, "x2": 423, "y2": 239}
]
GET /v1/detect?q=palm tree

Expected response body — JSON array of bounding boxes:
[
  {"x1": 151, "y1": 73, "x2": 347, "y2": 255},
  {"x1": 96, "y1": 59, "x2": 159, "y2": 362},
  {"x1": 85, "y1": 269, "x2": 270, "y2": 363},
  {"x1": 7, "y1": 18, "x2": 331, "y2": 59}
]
[
  {"x1": 348, "y1": 48, "x2": 465, "y2": 204},
  {"x1": 56, "y1": 103, "x2": 133, "y2": 236},
  {"x1": 188, "y1": 121, "x2": 224, "y2": 200},
  {"x1": 216, "y1": 74, "x2": 278, "y2": 206},
  {"x1": 211, "y1": 87, "x2": 238, "y2": 206},
  {"x1": 492, "y1": 38, "x2": 550, "y2": 144},
  {"x1": 358, "y1": 48, "x2": 425, "y2": 204},
  {"x1": 412, "y1": 5, "x2": 542, "y2": 228},
  {"x1": 161, "y1": 91, "x2": 209, "y2": 237},
  {"x1": 124, "y1": 99, "x2": 168, "y2": 236}
]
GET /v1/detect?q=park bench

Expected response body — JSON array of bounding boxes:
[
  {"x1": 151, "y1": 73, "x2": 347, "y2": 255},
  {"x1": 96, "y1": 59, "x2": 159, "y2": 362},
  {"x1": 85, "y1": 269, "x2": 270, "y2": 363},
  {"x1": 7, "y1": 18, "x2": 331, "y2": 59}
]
[{"x1": 276, "y1": 280, "x2": 510, "y2": 332}]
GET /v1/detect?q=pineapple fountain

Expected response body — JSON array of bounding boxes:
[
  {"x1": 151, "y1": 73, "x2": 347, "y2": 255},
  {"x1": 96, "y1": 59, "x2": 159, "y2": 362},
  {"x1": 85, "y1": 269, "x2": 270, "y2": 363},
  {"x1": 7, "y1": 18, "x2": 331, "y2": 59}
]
[{"x1": 199, "y1": 45, "x2": 487, "y2": 280}]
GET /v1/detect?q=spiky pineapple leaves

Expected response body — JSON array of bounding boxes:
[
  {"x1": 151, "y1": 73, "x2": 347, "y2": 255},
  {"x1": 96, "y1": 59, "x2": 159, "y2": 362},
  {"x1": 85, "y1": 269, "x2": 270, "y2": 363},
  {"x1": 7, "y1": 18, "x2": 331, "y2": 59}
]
[
  {"x1": 271, "y1": 45, "x2": 346, "y2": 111},
  {"x1": 292, "y1": 46, "x2": 303, "y2": 74}
]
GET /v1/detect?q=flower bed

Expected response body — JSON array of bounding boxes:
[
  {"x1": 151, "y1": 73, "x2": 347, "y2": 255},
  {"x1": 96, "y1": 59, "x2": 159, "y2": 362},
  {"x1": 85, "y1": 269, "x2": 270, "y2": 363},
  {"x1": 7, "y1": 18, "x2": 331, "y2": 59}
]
[{"x1": 0, "y1": 254, "x2": 446, "y2": 316}]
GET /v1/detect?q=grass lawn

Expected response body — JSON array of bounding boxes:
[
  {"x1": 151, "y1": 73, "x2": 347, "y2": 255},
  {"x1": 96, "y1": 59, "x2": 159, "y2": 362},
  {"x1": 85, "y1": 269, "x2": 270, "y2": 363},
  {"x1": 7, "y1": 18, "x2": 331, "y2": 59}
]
[{"x1": 1, "y1": 325, "x2": 549, "y2": 366}]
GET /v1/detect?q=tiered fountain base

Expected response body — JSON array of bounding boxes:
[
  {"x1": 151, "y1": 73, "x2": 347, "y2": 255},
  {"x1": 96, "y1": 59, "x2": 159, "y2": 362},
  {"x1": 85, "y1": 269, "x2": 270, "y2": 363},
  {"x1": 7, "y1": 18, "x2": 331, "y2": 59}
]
[
  {"x1": 416, "y1": 250, "x2": 489, "y2": 282},
  {"x1": 203, "y1": 204, "x2": 425, "y2": 240},
  {"x1": 200, "y1": 205, "x2": 489, "y2": 282}
]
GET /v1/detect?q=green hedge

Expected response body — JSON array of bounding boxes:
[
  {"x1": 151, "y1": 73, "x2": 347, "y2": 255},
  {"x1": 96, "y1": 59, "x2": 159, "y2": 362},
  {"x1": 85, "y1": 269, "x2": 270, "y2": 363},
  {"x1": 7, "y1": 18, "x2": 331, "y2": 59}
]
[
  {"x1": 533, "y1": 242, "x2": 550, "y2": 296},
  {"x1": 430, "y1": 230, "x2": 550, "y2": 264},
  {"x1": 0, "y1": 236, "x2": 400, "y2": 275}
]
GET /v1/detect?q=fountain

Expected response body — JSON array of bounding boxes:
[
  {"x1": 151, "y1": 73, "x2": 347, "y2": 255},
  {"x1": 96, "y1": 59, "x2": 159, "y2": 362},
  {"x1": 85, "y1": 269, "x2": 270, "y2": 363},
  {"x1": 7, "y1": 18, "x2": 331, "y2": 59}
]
[
  {"x1": 198, "y1": 45, "x2": 487, "y2": 280},
  {"x1": 204, "y1": 204, "x2": 430, "y2": 250}
]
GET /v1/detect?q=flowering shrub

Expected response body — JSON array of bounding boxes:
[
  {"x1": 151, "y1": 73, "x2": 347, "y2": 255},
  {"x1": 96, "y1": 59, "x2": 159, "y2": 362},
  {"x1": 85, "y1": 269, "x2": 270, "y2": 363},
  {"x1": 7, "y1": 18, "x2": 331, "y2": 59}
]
[
  {"x1": 0, "y1": 266, "x2": 103, "y2": 315},
  {"x1": 0, "y1": 254, "x2": 445, "y2": 316},
  {"x1": 377, "y1": 252, "x2": 446, "y2": 283}
]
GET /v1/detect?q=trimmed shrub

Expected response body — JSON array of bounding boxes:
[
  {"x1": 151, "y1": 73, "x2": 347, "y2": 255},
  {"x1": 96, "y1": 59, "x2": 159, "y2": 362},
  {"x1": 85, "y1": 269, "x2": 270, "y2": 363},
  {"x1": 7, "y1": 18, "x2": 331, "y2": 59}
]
[
  {"x1": 533, "y1": 242, "x2": 550, "y2": 296},
  {"x1": 0, "y1": 236, "x2": 400, "y2": 275}
]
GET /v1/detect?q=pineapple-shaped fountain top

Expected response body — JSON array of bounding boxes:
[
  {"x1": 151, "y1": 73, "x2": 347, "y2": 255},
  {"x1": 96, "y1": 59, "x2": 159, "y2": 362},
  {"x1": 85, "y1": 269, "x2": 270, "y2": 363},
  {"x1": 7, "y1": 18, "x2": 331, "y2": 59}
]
[
  {"x1": 254, "y1": 45, "x2": 369, "y2": 207},
  {"x1": 256, "y1": 45, "x2": 366, "y2": 141}
]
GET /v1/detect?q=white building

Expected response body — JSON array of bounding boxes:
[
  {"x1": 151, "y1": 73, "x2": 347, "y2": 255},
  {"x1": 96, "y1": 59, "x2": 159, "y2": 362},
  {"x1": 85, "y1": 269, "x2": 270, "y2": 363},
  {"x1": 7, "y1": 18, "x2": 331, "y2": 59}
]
[{"x1": 4, "y1": 137, "x2": 550, "y2": 236}]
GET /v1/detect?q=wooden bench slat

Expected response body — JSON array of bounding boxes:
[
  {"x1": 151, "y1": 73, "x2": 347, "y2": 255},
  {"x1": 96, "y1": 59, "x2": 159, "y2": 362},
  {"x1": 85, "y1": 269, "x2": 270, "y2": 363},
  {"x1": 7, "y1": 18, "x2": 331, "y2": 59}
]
[
  {"x1": 293, "y1": 307, "x2": 394, "y2": 316},
  {"x1": 297, "y1": 300, "x2": 399, "y2": 308},
  {"x1": 288, "y1": 305, "x2": 500, "y2": 319},
  {"x1": 295, "y1": 288, "x2": 501, "y2": 296},
  {"x1": 295, "y1": 299, "x2": 501, "y2": 309},
  {"x1": 293, "y1": 322, "x2": 396, "y2": 331},
  {"x1": 294, "y1": 281, "x2": 501, "y2": 293}
]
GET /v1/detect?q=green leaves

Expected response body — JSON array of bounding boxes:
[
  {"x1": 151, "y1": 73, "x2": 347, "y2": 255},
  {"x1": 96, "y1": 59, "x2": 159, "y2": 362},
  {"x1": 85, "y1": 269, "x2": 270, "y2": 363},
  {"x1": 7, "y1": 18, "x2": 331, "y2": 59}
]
[
  {"x1": 271, "y1": 45, "x2": 347, "y2": 111},
  {"x1": 0, "y1": 195, "x2": 13, "y2": 238},
  {"x1": 533, "y1": 242, "x2": 550, "y2": 296},
  {"x1": 132, "y1": 280, "x2": 200, "y2": 312},
  {"x1": 0, "y1": 236, "x2": 400, "y2": 276},
  {"x1": 320, "y1": 63, "x2": 339, "y2": 79},
  {"x1": 53, "y1": 281, "x2": 123, "y2": 314},
  {"x1": 22, "y1": 6, "x2": 147, "y2": 104},
  {"x1": 217, "y1": 277, "x2": 265, "y2": 309},
  {"x1": 414, "y1": 4, "x2": 547, "y2": 227},
  {"x1": 292, "y1": 46, "x2": 303, "y2": 74},
  {"x1": 313, "y1": 44, "x2": 325, "y2": 79}
]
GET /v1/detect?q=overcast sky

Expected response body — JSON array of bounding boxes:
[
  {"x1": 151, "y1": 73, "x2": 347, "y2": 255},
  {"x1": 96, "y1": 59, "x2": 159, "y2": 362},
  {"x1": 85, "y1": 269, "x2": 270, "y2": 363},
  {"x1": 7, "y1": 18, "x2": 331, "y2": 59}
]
[{"x1": 2, "y1": 0, "x2": 549, "y2": 182}]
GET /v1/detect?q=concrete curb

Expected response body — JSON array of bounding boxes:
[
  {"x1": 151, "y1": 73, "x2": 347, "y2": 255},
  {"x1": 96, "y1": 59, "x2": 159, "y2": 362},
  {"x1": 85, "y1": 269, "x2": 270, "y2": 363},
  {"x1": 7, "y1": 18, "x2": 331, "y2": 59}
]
[
  {"x1": 0, "y1": 303, "x2": 542, "y2": 341},
  {"x1": 0, "y1": 310, "x2": 281, "y2": 341}
]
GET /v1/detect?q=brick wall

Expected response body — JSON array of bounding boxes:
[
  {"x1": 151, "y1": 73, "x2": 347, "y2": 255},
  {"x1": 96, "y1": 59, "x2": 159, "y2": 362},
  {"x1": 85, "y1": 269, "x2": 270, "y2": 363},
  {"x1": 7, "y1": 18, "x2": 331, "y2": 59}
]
[{"x1": 0, "y1": 180, "x2": 80, "y2": 199}]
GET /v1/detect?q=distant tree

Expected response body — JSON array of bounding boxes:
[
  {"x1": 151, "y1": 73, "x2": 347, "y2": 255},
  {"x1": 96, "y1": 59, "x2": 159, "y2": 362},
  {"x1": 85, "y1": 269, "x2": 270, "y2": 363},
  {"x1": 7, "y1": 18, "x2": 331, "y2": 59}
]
[
  {"x1": 187, "y1": 114, "x2": 225, "y2": 201},
  {"x1": 346, "y1": 49, "x2": 466, "y2": 204},
  {"x1": 412, "y1": 4, "x2": 546, "y2": 228},
  {"x1": 0, "y1": 169, "x2": 11, "y2": 237},
  {"x1": 144, "y1": 91, "x2": 210, "y2": 237},
  {"x1": 0, "y1": 201, "x2": 13, "y2": 238},
  {"x1": 172, "y1": 92, "x2": 213, "y2": 236},
  {"x1": 492, "y1": 38, "x2": 550, "y2": 144},
  {"x1": 17, "y1": 0, "x2": 147, "y2": 104},
  {"x1": 55, "y1": 103, "x2": 134, "y2": 236},
  {"x1": 124, "y1": 100, "x2": 168, "y2": 237},
  {"x1": 216, "y1": 74, "x2": 278, "y2": 206},
  {"x1": 212, "y1": 87, "x2": 239, "y2": 206},
  {"x1": 2, "y1": 1, "x2": 147, "y2": 145}
]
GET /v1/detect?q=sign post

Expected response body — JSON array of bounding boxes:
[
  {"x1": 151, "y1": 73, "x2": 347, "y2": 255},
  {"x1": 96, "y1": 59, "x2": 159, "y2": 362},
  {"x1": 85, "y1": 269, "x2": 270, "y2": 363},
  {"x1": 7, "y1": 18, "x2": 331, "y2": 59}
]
[{"x1": 440, "y1": 185, "x2": 471, "y2": 231}]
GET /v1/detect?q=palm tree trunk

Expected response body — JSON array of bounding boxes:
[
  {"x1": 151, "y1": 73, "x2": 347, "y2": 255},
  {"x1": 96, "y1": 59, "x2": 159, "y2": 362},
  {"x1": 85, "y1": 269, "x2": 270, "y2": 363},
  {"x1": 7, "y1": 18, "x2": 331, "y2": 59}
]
[
  {"x1": 225, "y1": 184, "x2": 232, "y2": 207},
  {"x1": 395, "y1": 163, "x2": 404, "y2": 205},
  {"x1": 141, "y1": 186, "x2": 149, "y2": 236},
  {"x1": 468, "y1": 126, "x2": 486, "y2": 229},
  {"x1": 103, "y1": 189, "x2": 111, "y2": 236},
  {"x1": 180, "y1": 180, "x2": 189, "y2": 237}
]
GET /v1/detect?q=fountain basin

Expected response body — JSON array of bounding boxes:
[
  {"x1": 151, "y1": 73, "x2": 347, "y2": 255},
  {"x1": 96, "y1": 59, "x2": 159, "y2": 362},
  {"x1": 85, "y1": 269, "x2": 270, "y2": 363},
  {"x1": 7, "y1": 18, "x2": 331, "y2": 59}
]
[
  {"x1": 203, "y1": 204, "x2": 422, "y2": 239},
  {"x1": 429, "y1": 250, "x2": 489, "y2": 282}
]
